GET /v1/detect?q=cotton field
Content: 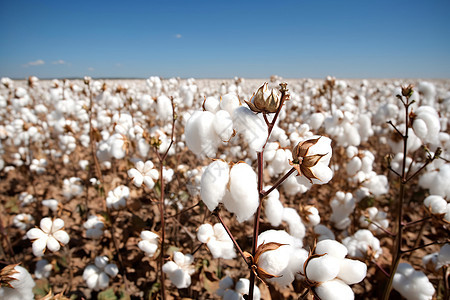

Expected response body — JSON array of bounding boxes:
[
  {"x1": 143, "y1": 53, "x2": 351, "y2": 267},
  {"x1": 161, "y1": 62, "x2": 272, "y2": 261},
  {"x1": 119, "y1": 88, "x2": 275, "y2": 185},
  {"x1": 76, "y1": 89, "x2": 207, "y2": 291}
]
[{"x1": 0, "y1": 76, "x2": 449, "y2": 300}]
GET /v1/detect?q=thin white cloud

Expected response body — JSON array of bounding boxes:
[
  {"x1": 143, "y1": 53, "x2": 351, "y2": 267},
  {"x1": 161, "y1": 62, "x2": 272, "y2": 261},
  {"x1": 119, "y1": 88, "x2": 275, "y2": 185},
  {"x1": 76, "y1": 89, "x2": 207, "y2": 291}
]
[
  {"x1": 175, "y1": 34, "x2": 182, "y2": 39},
  {"x1": 25, "y1": 59, "x2": 45, "y2": 67},
  {"x1": 52, "y1": 59, "x2": 66, "y2": 65},
  {"x1": 88, "y1": 67, "x2": 94, "y2": 71}
]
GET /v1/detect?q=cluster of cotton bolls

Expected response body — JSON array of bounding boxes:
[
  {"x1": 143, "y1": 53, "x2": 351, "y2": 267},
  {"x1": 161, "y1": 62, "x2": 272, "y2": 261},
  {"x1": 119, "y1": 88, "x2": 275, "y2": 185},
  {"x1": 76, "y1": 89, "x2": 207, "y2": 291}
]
[{"x1": 342, "y1": 229, "x2": 382, "y2": 259}]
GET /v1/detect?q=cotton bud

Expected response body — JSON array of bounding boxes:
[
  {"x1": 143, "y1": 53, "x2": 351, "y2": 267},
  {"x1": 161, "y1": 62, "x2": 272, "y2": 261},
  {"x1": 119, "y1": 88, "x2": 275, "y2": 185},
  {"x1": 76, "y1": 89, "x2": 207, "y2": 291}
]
[
  {"x1": 411, "y1": 106, "x2": 440, "y2": 144},
  {"x1": 244, "y1": 82, "x2": 282, "y2": 114},
  {"x1": 138, "y1": 231, "x2": 159, "y2": 257},
  {"x1": 26, "y1": 217, "x2": 70, "y2": 257},
  {"x1": 393, "y1": 263, "x2": 435, "y2": 300},
  {"x1": 290, "y1": 136, "x2": 333, "y2": 186}
]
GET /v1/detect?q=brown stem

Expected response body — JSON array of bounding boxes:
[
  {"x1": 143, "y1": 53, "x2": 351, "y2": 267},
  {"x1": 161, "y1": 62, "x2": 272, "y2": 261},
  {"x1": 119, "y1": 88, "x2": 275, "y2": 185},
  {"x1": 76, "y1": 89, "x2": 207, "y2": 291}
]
[
  {"x1": 373, "y1": 260, "x2": 390, "y2": 278},
  {"x1": 165, "y1": 202, "x2": 200, "y2": 219},
  {"x1": 261, "y1": 167, "x2": 296, "y2": 197},
  {"x1": 401, "y1": 240, "x2": 449, "y2": 254}
]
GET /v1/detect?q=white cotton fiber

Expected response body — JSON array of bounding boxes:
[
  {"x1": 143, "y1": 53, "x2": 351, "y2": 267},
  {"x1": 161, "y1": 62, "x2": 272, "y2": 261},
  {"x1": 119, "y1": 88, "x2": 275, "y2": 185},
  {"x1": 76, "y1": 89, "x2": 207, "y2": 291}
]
[
  {"x1": 197, "y1": 223, "x2": 214, "y2": 243},
  {"x1": 264, "y1": 187, "x2": 283, "y2": 226},
  {"x1": 337, "y1": 258, "x2": 367, "y2": 285},
  {"x1": 315, "y1": 239, "x2": 348, "y2": 260},
  {"x1": 220, "y1": 93, "x2": 240, "y2": 115},
  {"x1": 282, "y1": 207, "x2": 306, "y2": 239},
  {"x1": 200, "y1": 160, "x2": 230, "y2": 211},
  {"x1": 315, "y1": 278, "x2": 355, "y2": 300},
  {"x1": 233, "y1": 106, "x2": 266, "y2": 153},
  {"x1": 185, "y1": 110, "x2": 218, "y2": 157},
  {"x1": 306, "y1": 254, "x2": 341, "y2": 283},
  {"x1": 223, "y1": 163, "x2": 259, "y2": 222},
  {"x1": 213, "y1": 110, "x2": 234, "y2": 141},
  {"x1": 393, "y1": 263, "x2": 435, "y2": 300}
]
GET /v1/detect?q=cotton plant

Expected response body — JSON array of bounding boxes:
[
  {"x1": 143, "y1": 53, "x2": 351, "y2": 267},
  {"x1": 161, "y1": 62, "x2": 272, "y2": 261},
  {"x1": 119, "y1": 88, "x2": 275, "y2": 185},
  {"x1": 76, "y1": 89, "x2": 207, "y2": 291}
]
[
  {"x1": 26, "y1": 217, "x2": 70, "y2": 257},
  {"x1": 392, "y1": 263, "x2": 435, "y2": 300},
  {"x1": 200, "y1": 160, "x2": 258, "y2": 223},
  {"x1": 302, "y1": 239, "x2": 367, "y2": 300},
  {"x1": 138, "y1": 230, "x2": 159, "y2": 258},
  {"x1": 106, "y1": 185, "x2": 130, "y2": 210},
  {"x1": 162, "y1": 251, "x2": 195, "y2": 289},
  {"x1": 127, "y1": 160, "x2": 159, "y2": 189},
  {"x1": 216, "y1": 276, "x2": 260, "y2": 300},
  {"x1": 83, "y1": 256, "x2": 119, "y2": 291}
]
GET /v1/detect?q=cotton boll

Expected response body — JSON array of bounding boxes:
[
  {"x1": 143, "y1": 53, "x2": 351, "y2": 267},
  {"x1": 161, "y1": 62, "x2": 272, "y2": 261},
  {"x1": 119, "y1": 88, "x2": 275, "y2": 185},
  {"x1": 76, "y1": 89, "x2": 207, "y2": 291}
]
[
  {"x1": 264, "y1": 187, "x2": 283, "y2": 226},
  {"x1": 315, "y1": 278, "x2": 355, "y2": 300},
  {"x1": 306, "y1": 254, "x2": 341, "y2": 283},
  {"x1": 419, "y1": 164, "x2": 450, "y2": 198},
  {"x1": 200, "y1": 160, "x2": 230, "y2": 211},
  {"x1": 337, "y1": 259, "x2": 367, "y2": 285},
  {"x1": 309, "y1": 112, "x2": 325, "y2": 130},
  {"x1": 197, "y1": 223, "x2": 214, "y2": 243},
  {"x1": 0, "y1": 265, "x2": 35, "y2": 300},
  {"x1": 346, "y1": 156, "x2": 362, "y2": 176},
  {"x1": 185, "y1": 110, "x2": 218, "y2": 157},
  {"x1": 393, "y1": 263, "x2": 435, "y2": 300},
  {"x1": 223, "y1": 163, "x2": 259, "y2": 223},
  {"x1": 423, "y1": 195, "x2": 447, "y2": 214}
]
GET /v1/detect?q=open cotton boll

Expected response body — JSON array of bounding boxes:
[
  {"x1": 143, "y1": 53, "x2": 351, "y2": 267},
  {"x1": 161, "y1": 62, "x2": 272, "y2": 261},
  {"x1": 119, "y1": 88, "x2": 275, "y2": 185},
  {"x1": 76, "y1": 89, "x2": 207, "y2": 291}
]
[
  {"x1": 200, "y1": 160, "x2": 230, "y2": 211},
  {"x1": 257, "y1": 230, "x2": 304, "y2": 287},
  {"x1": 213, "y1": 110, "x2": 234, "y2": 141},
  {"x1": 197, "y1": 223, "x2": 214, "y2": 243},
  {"x1": 412, "y1": 106, "x2": 440, "y2": 144},
  {"x1": 347, "y1": 156, "x2": 362, "y2": 176},
  {"x1": 423, "y1": 195, "x2": 447, "y2": 214},
  {"x1": 337, "y1": 258, "x2": 367, "y2": 285},
  {"x1": 0, "y1": 265, "x2": 35, "y2": 300},
  {"x1": 155, "y1": 95, "x2": 173, "y2": 121},
  {"x1": 138, "y1": 231, "x2": 159, "y2": 257},
  {"x1": 163, "y1": 252, "x2": 195, "y2": 289},
  {"x1": 282, "y1": 207, "x2": 306, "y2": 239},
  {"x1": 185, "y1": 110, "x2": 218, "y2": 157},
  {"x1": 235, "y1": 278, "x2": 260, "y2": 300},
  {"x1": 264, "y1": 187, "x2": 283, "y2": 226},
  {"x1": 393, "y1": 263, "x2": 435, "y2": 300},
  {"x1": 223, "y1": 163, "x2": 258, "y2": 223},
  {"x1": 233, "y1": 106, "x2": 266, "y2": 153},
  {"x1": 342, "y1": 229, "x2": 382, "y2": 259},
  {"x1": 306, "y1": 254, "x2": 341, "y2": 282},
  {"x1": 315, "y1": 278, "x2": 355, "y2": 300}
]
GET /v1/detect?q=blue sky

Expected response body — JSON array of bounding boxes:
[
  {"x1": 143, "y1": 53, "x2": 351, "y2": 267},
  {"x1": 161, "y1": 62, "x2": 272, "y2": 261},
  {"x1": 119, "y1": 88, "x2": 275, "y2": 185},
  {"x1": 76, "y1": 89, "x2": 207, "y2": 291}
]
[{"x1": 1, "y1": 0, "x2": 449, "y2": 79}]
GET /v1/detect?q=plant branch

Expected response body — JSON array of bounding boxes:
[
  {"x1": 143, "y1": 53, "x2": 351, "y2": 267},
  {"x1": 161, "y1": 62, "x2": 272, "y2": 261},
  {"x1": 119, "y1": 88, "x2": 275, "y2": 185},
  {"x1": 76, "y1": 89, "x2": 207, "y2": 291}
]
[{"x1": 401, "y1": 240, "x2": 450, "y2": 254}]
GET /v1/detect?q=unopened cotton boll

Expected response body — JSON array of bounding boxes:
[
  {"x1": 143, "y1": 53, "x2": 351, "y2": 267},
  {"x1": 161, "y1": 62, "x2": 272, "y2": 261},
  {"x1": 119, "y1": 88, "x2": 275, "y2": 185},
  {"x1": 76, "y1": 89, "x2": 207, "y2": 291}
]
[
  {"x1": 223, "y1": 163, "x2": 259, "y2": 223},
  {"x1": 393, "y1": 263, "x2": 435, "y2": 300}
]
